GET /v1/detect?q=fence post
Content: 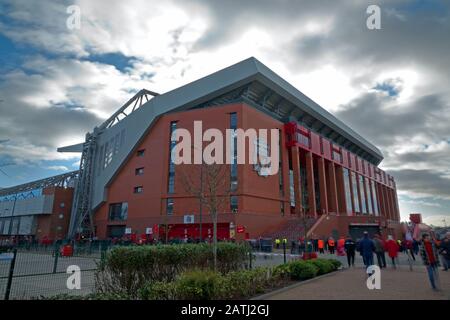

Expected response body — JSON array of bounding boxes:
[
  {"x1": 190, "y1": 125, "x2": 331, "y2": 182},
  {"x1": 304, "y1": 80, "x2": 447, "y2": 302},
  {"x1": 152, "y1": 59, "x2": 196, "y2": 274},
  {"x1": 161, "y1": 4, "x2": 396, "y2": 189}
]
[
  {"x1": 249, "y1": 250, "x2": 252, "y2": 269},
  {"x1": 5, "y1": 249, "x2": 17, "y2": 300},
  {"x1": 53, "y1": 246, "x2": 59, "y2": 274},
  {"x1": 283, "y1": 241, "x2": 286, "y2": 264}
]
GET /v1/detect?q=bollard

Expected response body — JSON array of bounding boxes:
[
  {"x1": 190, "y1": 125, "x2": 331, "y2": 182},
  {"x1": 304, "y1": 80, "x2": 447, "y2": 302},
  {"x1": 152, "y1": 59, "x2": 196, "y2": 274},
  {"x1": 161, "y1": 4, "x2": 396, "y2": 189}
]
[
  {"x1": 53, "y1": 246, "x2": 59, "y2": 274},
  {"x1": 5, "y1": 249, "x2": 17, "y2": 300},
  {"x1": 249, "y1": 250, "x2": 253, "y2": 269},
  {"x1": 283, "y1": 241, "x2": 286, "y2": 264}
]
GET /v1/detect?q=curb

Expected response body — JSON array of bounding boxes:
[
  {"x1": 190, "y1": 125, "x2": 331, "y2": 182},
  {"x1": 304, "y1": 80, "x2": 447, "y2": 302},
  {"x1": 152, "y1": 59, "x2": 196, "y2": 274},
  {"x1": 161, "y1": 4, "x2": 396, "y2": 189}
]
[{"x1": 250, "y1": 269, "x2": 344, "y2": 300}]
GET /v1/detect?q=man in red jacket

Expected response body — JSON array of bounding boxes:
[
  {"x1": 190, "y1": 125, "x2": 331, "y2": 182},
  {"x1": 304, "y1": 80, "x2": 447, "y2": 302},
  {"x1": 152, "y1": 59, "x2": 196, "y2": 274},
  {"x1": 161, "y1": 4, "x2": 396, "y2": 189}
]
[{"x1": 420, "y1": 234, "x2": 441, "y2": 290}]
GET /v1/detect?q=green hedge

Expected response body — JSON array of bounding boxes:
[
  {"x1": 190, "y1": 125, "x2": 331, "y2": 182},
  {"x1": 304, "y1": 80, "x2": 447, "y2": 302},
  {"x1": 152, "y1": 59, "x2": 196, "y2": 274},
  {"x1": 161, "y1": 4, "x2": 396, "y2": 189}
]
[
  {"x1": 95, "y1": 243, "x2": 250, "y2": 297},
  {"x1": 139, "y1": 258, "x2": 341, "y2": 300},
  {"x1": 139, "y1": 267, "x2": 278, "y2": 300}
]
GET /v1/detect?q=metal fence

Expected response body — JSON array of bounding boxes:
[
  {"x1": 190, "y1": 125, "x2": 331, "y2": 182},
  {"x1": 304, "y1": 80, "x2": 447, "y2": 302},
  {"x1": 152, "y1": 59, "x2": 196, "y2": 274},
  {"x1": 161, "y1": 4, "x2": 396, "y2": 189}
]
[{"x1": 0, "y1": 245, "x2": 100, "y2": 300}]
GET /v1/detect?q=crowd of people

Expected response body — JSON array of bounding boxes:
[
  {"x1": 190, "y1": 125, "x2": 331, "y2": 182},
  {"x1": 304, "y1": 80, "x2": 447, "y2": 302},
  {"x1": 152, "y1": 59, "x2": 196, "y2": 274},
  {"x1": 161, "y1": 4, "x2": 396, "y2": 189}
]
[{"x1": 274, "y1": 231, "x2": 450, "y2": 291}]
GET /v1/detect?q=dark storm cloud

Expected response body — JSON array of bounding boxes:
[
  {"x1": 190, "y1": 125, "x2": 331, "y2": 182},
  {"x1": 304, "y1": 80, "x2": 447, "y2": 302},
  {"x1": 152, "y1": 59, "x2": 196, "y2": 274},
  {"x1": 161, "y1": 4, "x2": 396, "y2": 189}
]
[
  {"x1": 335, "y1": 92, "x2": 450, "y2": 148},
  {"x1": 0, "y1": 102, "x2": 100, "y2": 150},
  {"x1": 186, "y1": 0, "x2": 450, "y2": 76},
  {"x1": 388, "y1": 169, "x2": 450, "y2": 200}
]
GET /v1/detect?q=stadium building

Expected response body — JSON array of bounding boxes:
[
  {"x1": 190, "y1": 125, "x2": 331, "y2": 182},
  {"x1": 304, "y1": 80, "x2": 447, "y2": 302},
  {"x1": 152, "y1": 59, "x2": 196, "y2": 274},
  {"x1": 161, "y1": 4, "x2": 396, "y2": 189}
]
[{"x1": 1, "y1": 58, "x2": 402, "y2": 242}]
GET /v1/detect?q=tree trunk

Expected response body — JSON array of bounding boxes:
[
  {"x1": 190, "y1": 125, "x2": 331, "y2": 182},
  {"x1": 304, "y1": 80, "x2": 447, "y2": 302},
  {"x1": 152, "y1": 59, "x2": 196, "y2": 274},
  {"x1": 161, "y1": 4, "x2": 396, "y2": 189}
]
[{"x1": 213, "y1": 210, "x2": 218, "y2": 271}]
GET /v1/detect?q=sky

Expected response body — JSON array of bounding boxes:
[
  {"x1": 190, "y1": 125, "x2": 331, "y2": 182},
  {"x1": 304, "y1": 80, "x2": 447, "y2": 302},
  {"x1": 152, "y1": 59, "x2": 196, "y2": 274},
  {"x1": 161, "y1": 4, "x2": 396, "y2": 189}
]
[{"x1": 0, "y1": 0, "x2": 449, "y2": 226}]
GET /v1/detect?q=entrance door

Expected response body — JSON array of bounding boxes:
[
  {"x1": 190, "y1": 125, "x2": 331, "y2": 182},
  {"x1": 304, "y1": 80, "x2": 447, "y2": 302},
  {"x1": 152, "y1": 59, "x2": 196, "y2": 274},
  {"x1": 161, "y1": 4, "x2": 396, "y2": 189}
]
[{"x1": 349, "y1": 225, "x2": 380, "y2": 240}]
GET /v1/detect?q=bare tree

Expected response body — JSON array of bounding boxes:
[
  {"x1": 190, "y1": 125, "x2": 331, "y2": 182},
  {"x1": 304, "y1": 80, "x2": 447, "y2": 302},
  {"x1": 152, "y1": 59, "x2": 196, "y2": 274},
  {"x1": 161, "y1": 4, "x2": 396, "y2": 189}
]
[{"x1": 179, "y1": 163, "x2": 230, "y2": 271}]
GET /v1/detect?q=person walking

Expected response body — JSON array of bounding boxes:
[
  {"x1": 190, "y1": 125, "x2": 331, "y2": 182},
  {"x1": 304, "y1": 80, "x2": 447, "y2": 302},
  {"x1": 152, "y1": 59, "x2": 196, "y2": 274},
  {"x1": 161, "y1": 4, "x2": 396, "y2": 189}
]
[
  {"x1": 385, "y1": 235, "x2": 399, "y2": 269},
  {"x1": 275, "y1": 238, "x2": 280, "y2": 250},
  {"x1": 291, "y1": 240, "x2": 296, "y2": 254},
  {"x1": 373, "y1": 234, "x2": 387, "y2": 268},
  {"x1": 318, "y1": 238, "x2": 325, "y2": 254},
  {"x1": 420, "y1": 233, "x2": 441, "y2": 291},
  {"x1": 328, "y1": 237, "x2": 336, "y2": 254},
  {"x1": 344, "y1": 235, "x2": 356, "y2": 267},
  {"x1": 438, "y1": 232, "x2": 450, "y2": 271},
  {"x1": 337, "y1": 236, "x2": 346, "y2": 256},
  {"x1": 358, "y1": 231, "x2": 375, "y2": 268}
]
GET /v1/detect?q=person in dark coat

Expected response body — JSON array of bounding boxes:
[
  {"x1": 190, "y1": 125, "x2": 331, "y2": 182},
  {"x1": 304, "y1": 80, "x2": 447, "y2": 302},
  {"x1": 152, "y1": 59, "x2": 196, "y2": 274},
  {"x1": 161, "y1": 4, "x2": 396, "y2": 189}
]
[
  {"x1": 373, "y1": 234, "x2": 387, "y2": 268},
  {"x1": 344, "y1": 235, "x2": 356, "y2": 267},
  {"x1": 358, "y1": 231, "x2": 375, "y2": 268},
  {"x1": 438, "y1": 232, "x2": 450, "y2": 271}
]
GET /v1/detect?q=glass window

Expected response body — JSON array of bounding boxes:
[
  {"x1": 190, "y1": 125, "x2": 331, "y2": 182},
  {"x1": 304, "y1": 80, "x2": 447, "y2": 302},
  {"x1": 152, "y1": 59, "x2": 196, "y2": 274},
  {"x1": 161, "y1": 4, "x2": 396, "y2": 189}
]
[
  {"x1": 230, "y1": 196, "x2": 238, "y2": 213},
  {"x1": 137, "y1": 149, "x2": 145, "y2": 157},
  {"x1": 359, "y1": 175, "x2": 367, "y2": 214},
  {"x1": 230, "y1": 113, "x2": 238, "y2": 191},
  {"x1": 281, "y1": 201, "x2": 285, "y2": 216},
  {"x1": 343, "y1": 168, "x2": 352, "y2": 214},
  {"x1": 134, "y1": 186, "x2": 143, "y2": 194},
  {"x1": 109, "y1": 203, "x2": 128, "y2": 221},
  {"x1": 351, "y1": 172, "x2": 360, "y2": 213},
  {"x1": 135, "y1": 167, "x2": 144, "y2": 176},
  {"x1": 333, "y1": 150, "x2": 341, "y2": 162},
  {"x1": 166, "y1": 198, "x2": 174, "y2": 215},
  {"x1": 168, "y1": 122, "x2": 177, "y2": 193},
  {"x1": 289, "y1": 170, "x2": 295, "y2": 207},
  {"x1": 371, "y1": 180, "x2": 379, "y2": 216},
  {"x1": 365, "y1": 178, "x2": 373, "y2": 214},
  {"x1": 296, "y1": 132, "x2": 309, "y2": 147}
]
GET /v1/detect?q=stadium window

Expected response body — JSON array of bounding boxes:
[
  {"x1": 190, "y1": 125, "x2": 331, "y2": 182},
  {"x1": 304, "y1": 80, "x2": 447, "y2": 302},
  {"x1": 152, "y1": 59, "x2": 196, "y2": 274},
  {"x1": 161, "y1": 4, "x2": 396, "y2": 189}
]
[
  {"x1": 137, "y1": 149, "x2": 145, "y2": 157},
  {"x1": 230, "y1": 113, "x2": 238, "y2": 191},
  {"x1": 230, "y1": 196, "x2": 238, "y2": 213},
  {"x1": 135, "y1": 167, "x2": 144, "y2": 176},
  {"x1": 168, "y1": 121, "x2": 177, "y2": 193},
  {"x1": 166, "y1": 198, "x2": 174, "y2": 215},
  {"x1": 134, "y1": 186, "x2": 143, "y2": 194},
  {"x1": 109, "y1": 202, "x2": 128, "y2": 221}
]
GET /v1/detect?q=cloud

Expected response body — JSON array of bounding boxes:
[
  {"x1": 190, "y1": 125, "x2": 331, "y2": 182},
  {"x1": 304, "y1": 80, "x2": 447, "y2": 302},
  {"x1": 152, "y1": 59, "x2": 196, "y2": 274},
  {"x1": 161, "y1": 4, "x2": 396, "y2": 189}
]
[
  {"x1": 1, "y1": 0, "x2": 450, "y2": 217},
  {"x1": 45, "y1": 165, "x2": 69, "y2": 171}
]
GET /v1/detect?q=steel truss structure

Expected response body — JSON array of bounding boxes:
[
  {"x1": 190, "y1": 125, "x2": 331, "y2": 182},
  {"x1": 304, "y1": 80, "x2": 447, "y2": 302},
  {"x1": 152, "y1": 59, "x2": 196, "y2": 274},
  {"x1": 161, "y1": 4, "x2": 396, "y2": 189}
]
[
  {"x1": 68, "y1": 89, "x2": 159, "y2": 238},
  {"x1": 0, "y1": 171, "x2": 79, "y2": 200}
]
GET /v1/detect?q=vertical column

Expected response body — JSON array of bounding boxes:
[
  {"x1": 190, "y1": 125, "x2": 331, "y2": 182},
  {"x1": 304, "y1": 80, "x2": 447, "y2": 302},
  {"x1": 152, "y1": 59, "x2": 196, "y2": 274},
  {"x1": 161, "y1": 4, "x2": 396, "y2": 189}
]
[
  {"x1": 317, "y1": 157, "x2": 328, "y2": 215},
  {"x1": 369, "y1": 180, "x2": 375, "y2": 214},
  {"x1": 335, "y1": 166, "x2": 347, "y2": 215},
  {"x1": 393, "y1": 188, "x2": 401, "y2": 221},
  {"x1": 328, "y1": 161, "x2": 339, "y2": 215},
  {"x1": 291, "y1": 147, "x2": 303, "y2": 216},
  {"x1": 379, "y1": 184, "x2": 388, "y2": 219},
  {"x1": 388, "y1": 188, "x2": 395, "y2": 221},
  {"x1": 305, "y1": 152, "x2": 317, "y2": 218},
  {"x1": 348, "y1": 171, "x2": 355, "y2": 215}
]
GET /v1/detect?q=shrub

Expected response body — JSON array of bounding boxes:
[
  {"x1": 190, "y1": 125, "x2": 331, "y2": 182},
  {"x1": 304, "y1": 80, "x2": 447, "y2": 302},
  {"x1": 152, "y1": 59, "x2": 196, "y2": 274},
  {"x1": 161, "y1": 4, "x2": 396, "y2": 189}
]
[
  {"x1": 95, "y1": 243, "x2": 250, "y2": 297},
  {"x1": 139, "y1": 281, "x2": 177, "y2": 300},
  {"x1": 222, "y1": 267, "x2": 272, "y2": 299},
  {"x1": 140, "y1": 267, "x2": 274, "y2": 300},
  {"x1": 329, "y1": 259, "x2": 342, "y2": 270},
  {"x1": 306, "y1": 259, "x2": 333, "y2": 275},
  {"x1": 289, "y1": 261, "x2": 318, "y2": 280},
  {"x1": 176, "y1": 270, "x2": 223, "y2": 300},
  {"x1": 272, "y1": 263, "x2": 291, "y2": 280}
]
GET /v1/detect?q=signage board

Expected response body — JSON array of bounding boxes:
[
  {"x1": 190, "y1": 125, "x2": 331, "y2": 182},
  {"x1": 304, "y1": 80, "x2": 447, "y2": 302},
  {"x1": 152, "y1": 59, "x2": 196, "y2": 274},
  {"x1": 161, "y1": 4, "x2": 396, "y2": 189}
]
[{"x1": 184, "y1": 215, "x2": 195, "y2": 224}]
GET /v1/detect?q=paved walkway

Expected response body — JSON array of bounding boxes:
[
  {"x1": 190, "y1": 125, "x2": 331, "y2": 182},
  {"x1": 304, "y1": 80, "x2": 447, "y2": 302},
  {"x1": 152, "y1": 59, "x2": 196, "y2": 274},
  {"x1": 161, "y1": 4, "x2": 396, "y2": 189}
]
[{"x1": 262, "y1": 265, "x2": 450, "y2": 300}]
